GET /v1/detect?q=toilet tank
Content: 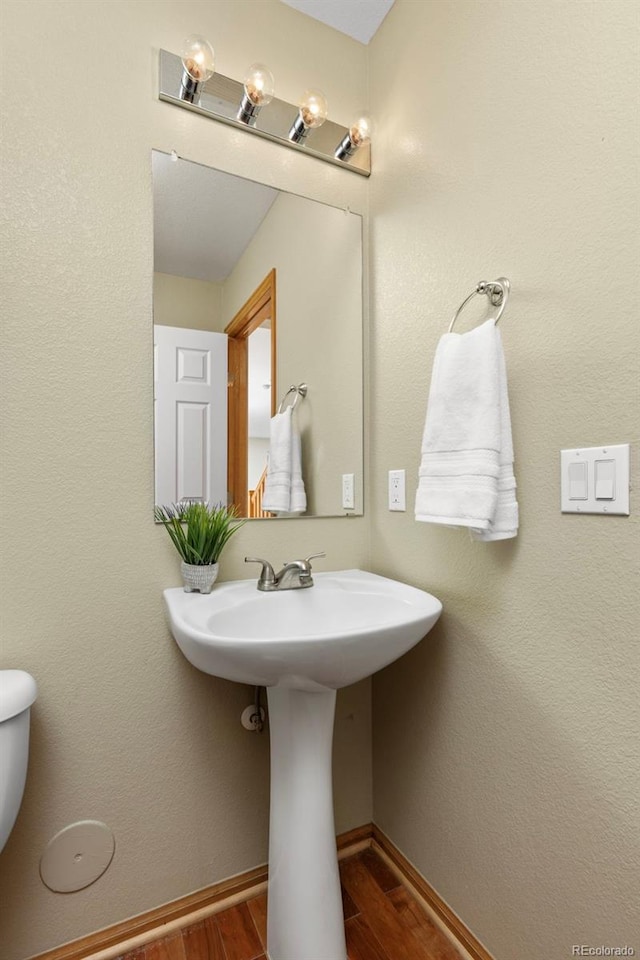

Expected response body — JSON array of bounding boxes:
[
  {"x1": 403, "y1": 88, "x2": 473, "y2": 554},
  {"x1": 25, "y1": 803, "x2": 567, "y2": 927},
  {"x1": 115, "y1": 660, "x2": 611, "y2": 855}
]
[{"x1": 0, "y1": 670, "x2": 37, "y2": 852}]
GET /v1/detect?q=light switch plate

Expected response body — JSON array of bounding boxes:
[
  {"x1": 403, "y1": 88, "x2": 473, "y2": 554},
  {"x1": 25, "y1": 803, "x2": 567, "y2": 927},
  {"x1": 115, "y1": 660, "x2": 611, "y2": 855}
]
[{"x1": 561, "y1": 444, "x2": 630, "y2": 515}]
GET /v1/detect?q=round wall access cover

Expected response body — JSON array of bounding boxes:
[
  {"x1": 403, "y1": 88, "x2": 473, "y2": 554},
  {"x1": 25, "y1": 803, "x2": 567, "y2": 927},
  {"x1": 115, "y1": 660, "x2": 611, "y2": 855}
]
[{"x1": 40, "y1": 820, "x2": 115, "y2": 893}]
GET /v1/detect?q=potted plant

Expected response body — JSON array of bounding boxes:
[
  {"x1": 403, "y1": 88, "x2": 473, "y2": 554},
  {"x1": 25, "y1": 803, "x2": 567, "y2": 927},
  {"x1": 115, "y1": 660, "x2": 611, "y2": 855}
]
[{"x1": 155, "y1": 501, "x2": 246, "y2": 594}]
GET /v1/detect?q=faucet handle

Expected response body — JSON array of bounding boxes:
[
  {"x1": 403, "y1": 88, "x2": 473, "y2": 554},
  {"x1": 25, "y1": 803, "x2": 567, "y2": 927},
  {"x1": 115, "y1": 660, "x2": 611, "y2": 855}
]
[
  {"x1": 304, "y1": 552, "x2": 326, "y2": 565},
  {"x1": 244, "y1": 557, "x2": 276, "y2": 586}
]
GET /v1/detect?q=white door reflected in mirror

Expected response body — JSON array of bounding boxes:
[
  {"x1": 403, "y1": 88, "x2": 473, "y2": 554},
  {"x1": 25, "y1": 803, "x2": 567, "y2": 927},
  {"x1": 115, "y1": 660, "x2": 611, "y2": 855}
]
[{"x1": 153, "y1": 325, "x2": 227, "y2": 506}]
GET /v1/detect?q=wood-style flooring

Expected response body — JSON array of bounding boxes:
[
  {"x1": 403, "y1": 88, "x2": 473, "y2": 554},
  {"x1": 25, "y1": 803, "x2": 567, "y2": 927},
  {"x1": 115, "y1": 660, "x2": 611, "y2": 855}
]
[{"x1": 119, "y1": 847, "x2": 462, "y2": 960}]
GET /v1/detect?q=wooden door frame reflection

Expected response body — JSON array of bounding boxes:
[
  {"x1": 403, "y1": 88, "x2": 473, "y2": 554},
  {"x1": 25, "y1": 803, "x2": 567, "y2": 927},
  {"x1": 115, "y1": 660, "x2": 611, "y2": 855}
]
[{"x1": 225, "y1": 269, "x2": 276, "y2": 516}]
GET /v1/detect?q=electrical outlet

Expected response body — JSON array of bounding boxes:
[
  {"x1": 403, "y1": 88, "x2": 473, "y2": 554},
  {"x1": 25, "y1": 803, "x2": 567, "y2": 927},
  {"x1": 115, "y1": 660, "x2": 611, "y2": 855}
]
[
  {"x1": 388, "y1": 469, "x2": 406, "y2": 511},
  {"x1": 342, "y1": 473, "x2": 355, "y2": 509}
]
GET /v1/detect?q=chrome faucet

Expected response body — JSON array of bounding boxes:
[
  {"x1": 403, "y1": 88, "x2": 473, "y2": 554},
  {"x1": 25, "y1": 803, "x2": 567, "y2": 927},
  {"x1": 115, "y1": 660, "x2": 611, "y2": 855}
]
[{"x1": 245, "y1": 553, "x2": 326, "y2": 591}]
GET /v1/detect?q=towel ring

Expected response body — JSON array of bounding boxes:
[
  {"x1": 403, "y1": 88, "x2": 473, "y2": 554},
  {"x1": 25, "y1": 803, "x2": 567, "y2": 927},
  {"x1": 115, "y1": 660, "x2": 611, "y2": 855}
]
[
  {"x1": 277, "y1": 383, "x2": 307, "y2": 414},
  {"x1": 448, "y1": 278, "x2": 511, "y2": 333}
]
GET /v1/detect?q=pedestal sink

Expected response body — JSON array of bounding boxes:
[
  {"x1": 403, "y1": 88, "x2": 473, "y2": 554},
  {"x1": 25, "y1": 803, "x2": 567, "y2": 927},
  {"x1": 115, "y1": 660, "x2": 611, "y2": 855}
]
[{"x1": 164, "y1": 569, "x2": 442, "y2": 960}]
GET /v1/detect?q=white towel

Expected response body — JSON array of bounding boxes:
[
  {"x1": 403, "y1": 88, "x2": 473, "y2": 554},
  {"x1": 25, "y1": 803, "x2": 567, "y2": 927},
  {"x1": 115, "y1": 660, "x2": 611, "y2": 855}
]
[
  {"x1": 262, "y1": 407, "x2": 307, "y2": 515},
  {"x1": 414, "y1": 318, "x2": 518, "y2": 541},
  {"x1": 289, "y1": 427, "x2": 307, "y2": 513}
]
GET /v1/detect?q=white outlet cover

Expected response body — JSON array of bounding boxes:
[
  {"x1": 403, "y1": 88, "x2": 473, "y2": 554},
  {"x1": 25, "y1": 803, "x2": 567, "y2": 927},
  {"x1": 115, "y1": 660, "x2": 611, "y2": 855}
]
[
  {"x1": 342, "y1": 473, "x2": 355, "y2": 510},
  {"x1": 388, "y1": 469, "x2": 406, "y2": 511}
]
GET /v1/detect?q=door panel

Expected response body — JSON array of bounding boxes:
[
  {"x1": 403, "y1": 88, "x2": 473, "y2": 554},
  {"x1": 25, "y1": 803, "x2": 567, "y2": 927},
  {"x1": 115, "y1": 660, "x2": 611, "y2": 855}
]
[{"x1": 154, "y1": 325, "x2": 227, "y2": 507}]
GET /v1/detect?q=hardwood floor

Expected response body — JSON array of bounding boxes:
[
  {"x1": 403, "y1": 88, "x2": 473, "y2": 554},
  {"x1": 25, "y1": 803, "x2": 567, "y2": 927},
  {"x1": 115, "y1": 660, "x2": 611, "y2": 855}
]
[{"x1": 118, "y1": 848, "x2": 462, "y2": 960}]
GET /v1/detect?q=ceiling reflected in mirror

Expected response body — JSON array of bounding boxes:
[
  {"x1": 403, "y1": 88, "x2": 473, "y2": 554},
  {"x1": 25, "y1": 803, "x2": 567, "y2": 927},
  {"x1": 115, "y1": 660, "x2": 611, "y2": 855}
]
[{"x1": 153, "y1": 153, "x2": 278, "y2": 283}]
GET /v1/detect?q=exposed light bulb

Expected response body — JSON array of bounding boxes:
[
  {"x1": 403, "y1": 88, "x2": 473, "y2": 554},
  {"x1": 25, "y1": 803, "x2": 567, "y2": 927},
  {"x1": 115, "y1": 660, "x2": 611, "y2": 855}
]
[
  {"x1": 244, "y1": 63, "x2": 275, "y2": 106},
  {"x1": 181, "y1": 36, "x2": 215, "y2": 81},
  {"x1": 334, "y1": 113, "x2": 372, "y2": 161},
  {"x1": 349, "y1": 115, "x2": 371, "y2": 147},
  {"x1": 179, "y1": 35, "x2": 215, "y2": 102},
  {"x1": 238, "y1": 63, "x2": 275, "y2": 123},
  {"x1": 289, "y1": 89, "x2": 329, "y2": 143},
  {"x1": 299, "y1": 90, "x2": 328, "y2": 128}
]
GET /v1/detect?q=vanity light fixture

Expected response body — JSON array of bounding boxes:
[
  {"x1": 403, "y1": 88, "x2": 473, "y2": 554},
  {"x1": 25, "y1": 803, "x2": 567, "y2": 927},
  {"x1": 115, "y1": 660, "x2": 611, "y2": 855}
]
[
  {"x1": 238, "y1": 63, "x2": 276, "y2": 124},
  {"x1": 179, "y1": 35, "x2": 215, "y2": 103},
  {"x1": 334, "y1": 115, "x2": 372, "y2": 160},
  {"x1": 158, "y1": 42, "x2": 371, "y2": 176},
  {"x1": 288, "y1": 89, "x2": 329, "y2": 144}
]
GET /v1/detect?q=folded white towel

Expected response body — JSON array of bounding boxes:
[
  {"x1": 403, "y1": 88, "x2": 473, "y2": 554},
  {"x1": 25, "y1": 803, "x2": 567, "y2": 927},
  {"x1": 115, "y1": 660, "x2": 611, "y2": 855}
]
[
  {"x1": 415, "y1": 318, "x2": 518, "y2": 540},
  {"x1": 262, "y1": 406, "x2": 307, "y2": 515}
]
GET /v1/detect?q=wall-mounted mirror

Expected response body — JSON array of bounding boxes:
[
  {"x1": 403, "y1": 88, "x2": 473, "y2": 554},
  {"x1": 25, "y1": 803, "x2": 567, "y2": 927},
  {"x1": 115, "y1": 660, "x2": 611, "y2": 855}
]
[{"x1": 152, "y1": 150, "x2": 364, "y2": 519}]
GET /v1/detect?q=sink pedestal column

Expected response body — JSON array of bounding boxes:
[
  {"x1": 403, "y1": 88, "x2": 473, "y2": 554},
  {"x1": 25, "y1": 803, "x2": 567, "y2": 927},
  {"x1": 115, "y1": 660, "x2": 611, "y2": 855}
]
[{"x1": 266, "y1": 686, "x2": 347, "y2": 960}]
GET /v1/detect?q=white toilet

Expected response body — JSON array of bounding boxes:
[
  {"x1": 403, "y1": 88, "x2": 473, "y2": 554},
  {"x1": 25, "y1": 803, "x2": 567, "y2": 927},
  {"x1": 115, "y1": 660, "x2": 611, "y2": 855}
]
[{"x1": 0, "y1": 669, "x2": 37, "y2": 852}]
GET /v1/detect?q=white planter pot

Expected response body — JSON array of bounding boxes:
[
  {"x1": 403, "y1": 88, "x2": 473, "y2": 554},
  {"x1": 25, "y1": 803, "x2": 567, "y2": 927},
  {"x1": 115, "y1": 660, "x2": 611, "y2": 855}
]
[{"x1": 180, "y1": 562, "x2": 219, "y2": 594}]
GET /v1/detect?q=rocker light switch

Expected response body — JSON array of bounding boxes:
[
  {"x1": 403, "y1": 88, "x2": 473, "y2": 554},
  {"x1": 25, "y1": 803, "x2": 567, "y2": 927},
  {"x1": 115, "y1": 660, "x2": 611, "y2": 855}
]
[
  {"x1": 568, "y1": 461, "x2": 588, "y2": 499},
  {"x1": 595, "y1": 460, "x2": 615, "y2": 500},
  {"x1": 561, "y1": 444, "x2": 629, "y2": 515}
]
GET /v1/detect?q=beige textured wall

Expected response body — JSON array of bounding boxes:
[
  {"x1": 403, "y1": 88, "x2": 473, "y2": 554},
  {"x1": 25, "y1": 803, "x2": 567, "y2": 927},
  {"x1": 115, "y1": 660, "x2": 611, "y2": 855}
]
[
  {"x1": 4, "y1": 1, "x2": 638, "y2": 958},
  {"x1": 368, "y1": 2, "x2": 640, "y2": 959},
  {"x1": 223, "y1": 192, "x2": 364, "y2": 515},
  {"x1": 0, "y1": 2, "x2": 370, "y2": 956},
  {"x1": 153, "y1": 272, "x2": 224, "y2": 331}
]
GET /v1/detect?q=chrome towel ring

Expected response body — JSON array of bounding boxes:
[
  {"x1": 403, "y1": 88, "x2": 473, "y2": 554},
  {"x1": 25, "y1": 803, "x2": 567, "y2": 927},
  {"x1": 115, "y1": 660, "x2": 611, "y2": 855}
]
[
  {"x1": 277, "y1": 383, "x2": 308, "y2": 414},
  {"x1": 448, "y1": 277, "x2": 511, "y2": 333}
]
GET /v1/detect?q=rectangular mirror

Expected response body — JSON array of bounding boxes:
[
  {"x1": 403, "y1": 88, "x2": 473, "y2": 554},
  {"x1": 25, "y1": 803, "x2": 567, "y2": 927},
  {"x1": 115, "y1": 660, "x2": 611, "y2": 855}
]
[{"x1": 152, "y1": 151, "x2": 364, "y2": 519}]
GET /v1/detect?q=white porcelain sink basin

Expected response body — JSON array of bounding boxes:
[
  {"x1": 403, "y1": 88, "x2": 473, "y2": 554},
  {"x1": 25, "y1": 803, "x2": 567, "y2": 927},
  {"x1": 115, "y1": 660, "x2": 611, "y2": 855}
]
[
  {"x1": 163, "y1": 568, "x2": 442, "y2": 960},
  {"x1": 163, "y1": 568, "x2": 442, "y2": 692}
]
